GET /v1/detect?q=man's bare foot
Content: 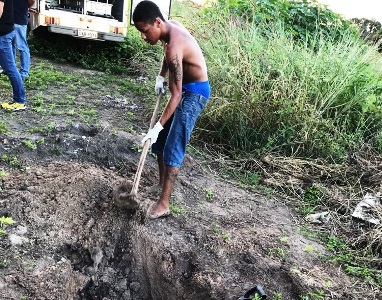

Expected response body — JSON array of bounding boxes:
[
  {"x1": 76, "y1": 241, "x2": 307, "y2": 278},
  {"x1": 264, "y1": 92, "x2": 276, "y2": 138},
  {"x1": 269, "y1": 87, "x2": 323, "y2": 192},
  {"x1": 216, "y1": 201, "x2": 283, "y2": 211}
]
[{"x1": 148, "y1": 202, "x2": 170, "y2": 220}]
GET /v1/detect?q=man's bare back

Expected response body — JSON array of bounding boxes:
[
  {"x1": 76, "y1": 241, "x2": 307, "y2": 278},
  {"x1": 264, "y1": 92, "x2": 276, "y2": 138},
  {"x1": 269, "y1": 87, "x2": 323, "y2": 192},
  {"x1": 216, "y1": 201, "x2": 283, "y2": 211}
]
[{"x1": 165, "y1": 20, "x2": 208, "y2": 84}]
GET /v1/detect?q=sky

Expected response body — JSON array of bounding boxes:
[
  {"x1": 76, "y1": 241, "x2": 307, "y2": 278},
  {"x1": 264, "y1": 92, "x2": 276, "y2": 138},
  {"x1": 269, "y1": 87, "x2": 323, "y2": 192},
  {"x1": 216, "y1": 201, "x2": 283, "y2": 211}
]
[
  {"x1": 191, "y1": 0, "x2": 382, "y2": 22},
  {"x1": 317, "y1": 0, "x2": 382, "y2": 22}
]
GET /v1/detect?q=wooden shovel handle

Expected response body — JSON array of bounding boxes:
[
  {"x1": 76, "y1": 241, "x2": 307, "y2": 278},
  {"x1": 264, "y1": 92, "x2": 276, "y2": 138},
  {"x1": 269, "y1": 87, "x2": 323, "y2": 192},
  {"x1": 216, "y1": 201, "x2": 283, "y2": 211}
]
[{"x1": 131, "y1": 92, "x2": 165, "y2": 195}]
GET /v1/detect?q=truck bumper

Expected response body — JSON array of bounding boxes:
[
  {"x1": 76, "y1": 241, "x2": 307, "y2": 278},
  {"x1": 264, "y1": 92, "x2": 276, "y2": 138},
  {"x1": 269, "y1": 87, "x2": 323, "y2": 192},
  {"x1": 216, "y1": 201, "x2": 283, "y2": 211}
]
[{"x1": 47, "y1": 25, "x2": 125, "y2": 42}]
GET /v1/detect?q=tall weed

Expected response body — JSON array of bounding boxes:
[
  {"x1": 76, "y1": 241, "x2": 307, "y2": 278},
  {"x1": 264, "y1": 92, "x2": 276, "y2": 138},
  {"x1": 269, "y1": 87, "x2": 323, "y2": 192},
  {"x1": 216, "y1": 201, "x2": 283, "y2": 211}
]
[{"x1": 195, "y1": 13, "x2": 382, "y2": 160}]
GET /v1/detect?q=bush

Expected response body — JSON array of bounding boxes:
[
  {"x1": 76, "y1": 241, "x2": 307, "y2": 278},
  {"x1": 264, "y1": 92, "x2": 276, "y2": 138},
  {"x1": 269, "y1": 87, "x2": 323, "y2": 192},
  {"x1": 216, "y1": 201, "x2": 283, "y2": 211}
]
[
  {"x1": 194, "y1": 11, "x2": 382, "y2": 161},
  {"x1": 205, "y1": 0, "x2": 356, "y2": 46},
  {"x1": 29, "y1": 26, "x2": 159, "y2": 74}
]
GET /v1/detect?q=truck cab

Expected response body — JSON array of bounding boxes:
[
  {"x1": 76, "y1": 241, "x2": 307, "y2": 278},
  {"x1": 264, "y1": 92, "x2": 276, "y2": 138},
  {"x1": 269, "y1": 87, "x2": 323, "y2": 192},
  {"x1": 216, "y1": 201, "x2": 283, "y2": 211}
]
[{"x1": 28, "y1": 0, "x2": 172, "y2": 42}]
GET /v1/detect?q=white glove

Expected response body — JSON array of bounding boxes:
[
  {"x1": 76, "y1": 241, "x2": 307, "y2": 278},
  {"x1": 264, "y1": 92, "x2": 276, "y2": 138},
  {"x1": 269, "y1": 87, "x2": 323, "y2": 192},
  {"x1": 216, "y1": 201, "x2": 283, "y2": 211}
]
[
  {"x1": 141, "y1": 121, "x2": 164, "y2": 146},
  {"x1": 155, "y1": 75, "x2": 165, "y2": 95}
]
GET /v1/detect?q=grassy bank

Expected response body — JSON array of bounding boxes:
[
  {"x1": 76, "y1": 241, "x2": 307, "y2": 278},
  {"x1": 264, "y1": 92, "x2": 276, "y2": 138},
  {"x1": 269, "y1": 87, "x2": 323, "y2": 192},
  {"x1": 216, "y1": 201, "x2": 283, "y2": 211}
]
[{"x1": 195, "y1": 13, "x2": 382, "y2": 161}]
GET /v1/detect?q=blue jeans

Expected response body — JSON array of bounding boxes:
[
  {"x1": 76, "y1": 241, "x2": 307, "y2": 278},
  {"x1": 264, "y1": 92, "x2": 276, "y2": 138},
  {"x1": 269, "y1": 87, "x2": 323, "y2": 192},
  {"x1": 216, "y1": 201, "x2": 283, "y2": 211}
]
[
  {"x1": 13, "y1": 24, "x2": 30, "y2": 79},
  {"x1": 0, "y1": 31, "x2": 26, "y2": 104},
  {"x1": 152, "y1": 91, "x2": 209, "y2": 168}
]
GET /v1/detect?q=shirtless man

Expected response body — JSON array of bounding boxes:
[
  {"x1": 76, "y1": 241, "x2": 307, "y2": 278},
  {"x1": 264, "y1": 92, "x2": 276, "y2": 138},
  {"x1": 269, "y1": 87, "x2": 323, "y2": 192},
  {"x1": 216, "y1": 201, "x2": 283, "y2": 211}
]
[{"x1": 133, "y1": 0, "x2": 211, "y2": 219}]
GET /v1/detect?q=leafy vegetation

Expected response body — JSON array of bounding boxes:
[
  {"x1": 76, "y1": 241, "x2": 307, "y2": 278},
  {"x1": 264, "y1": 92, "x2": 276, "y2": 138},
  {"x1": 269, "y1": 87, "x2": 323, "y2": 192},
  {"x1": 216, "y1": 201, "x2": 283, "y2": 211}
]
[
  {"x1": 0, "y1": 121, "x2": 7, "y2": 134},
  {"x1": 206, "y1": 0, "x2": 356, "y2": 46},
  {"x1": 324, "y1": 234, "x2": 382, "y2": 287},
  {"x1": 169, "y1": 198, "x2": 187, "y2": 214},
  {"x1": 0, "y1": 216, "x2": 14, "y2": 236},
  {"x1": 192, "y1": 1, "x2": 382, "y2": 162},
  {"x1": 29, "y1": 26, "x2": 160, "y2": 74}
]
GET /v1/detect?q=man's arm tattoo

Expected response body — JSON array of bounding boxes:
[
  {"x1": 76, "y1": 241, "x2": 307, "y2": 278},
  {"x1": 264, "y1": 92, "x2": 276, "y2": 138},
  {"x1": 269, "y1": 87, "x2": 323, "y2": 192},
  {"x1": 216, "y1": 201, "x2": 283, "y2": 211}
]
[{"x1": 168, "y1": 54, "x2": 182, "y2": 84}]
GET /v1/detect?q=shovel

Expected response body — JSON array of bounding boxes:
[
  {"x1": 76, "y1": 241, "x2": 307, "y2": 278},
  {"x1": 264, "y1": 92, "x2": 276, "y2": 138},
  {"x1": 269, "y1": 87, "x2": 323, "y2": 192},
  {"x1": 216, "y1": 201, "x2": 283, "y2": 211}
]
[{"x1": 113, "y1": 89, "x2": 166, "y2": 209}]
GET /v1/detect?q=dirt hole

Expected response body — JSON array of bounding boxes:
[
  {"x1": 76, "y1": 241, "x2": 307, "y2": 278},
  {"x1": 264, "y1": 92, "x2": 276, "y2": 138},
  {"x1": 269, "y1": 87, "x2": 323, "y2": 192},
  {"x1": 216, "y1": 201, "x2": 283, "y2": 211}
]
[{"x1": 0, "y1": 161, "x2": 222, "y2": 299}]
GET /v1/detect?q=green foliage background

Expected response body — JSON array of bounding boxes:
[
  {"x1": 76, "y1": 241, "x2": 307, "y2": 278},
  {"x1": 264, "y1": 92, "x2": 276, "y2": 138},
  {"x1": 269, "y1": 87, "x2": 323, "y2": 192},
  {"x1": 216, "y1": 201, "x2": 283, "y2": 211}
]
[
  {"x1": 209, "y1": 0, "x2": 356, "y2": 45},
  {"x1": 193, "y1": 0, "x2": 382, "y2": 161},
  {"x1": 29, "y1": 26, "x2": 157, "y2": 74}
]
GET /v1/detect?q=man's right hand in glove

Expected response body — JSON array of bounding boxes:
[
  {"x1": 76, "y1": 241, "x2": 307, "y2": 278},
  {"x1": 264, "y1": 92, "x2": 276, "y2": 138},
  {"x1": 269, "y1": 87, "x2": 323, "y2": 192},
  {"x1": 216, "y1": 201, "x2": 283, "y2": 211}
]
[
  {"x1": 141, "y1": 121, "x2": 164, "y2": 146},
  {"x1": 155, "y1": 75, "x2": 165, "y2": 95}
]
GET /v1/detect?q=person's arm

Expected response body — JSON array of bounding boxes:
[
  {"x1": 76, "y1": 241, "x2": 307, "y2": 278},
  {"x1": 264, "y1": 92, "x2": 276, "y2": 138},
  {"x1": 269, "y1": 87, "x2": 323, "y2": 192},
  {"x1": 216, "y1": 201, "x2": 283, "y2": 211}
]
[
  {"x1": 28, "y1": 0, "x2": 36, "y2": 8},
  {"x1": 158, "y1": 56, "x2": 168, "y2": 77},
  {"x1": 158, "y1": 41, "x2": 169, "y2": 77},
  {"x1": 0, "y1": 1, "x2": 4, "y2": 19},
  {"x1": 142, "y1": 43, "x2": 183, "y2": 145},
  {"x1": 155, "y1": 56, "x2": 168, "y2": 95},
  {"x1": 158, "y1": 44, "x2": 183, "y2": 126},
  {"x1": 155, "y1": 42, "x2": 169, "y2": 95}
]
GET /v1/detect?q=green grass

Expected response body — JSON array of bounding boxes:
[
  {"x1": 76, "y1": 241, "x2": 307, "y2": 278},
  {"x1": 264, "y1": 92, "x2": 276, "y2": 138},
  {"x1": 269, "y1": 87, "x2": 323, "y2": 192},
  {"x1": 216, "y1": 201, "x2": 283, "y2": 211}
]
[
  {"x1": 299, "y1": 290, "x2": 325, "y2": 300},
  {"x1": 27, "y1": 62, "x2": 73, "y2": 90},
  {"x1": 23, "y1": 139, "x2": 37, "y2": 150},
  {"x1": 0, "y1": 216, "x2": 14, "y2": 236},
  {"x1": 0, "y1": 121, "x2": 7, "y2": 134},
  {"x1": 169, "y1": 199, "x2": 187, "y2": 214},
  {"x1": 28, "y1": 25, "x2": 158, "y2": 74},
  {"x1": 192, "y1": 11, "x2": 382, "y2": 161},
  {"x1": 1, "y1": 155, "x2": 19, "y2": 167},
  {"x1": 204, "y1": 188, "x2": 214, "y2": 201},
  {"x1": 296, "y1": 226, "x2": 382, "y2": 286}
]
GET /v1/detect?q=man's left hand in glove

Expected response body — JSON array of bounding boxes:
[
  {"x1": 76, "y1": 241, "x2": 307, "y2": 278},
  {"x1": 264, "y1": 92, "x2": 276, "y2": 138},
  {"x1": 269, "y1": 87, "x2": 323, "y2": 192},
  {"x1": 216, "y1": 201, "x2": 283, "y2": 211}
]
[{"x1": 141, "y1": 121, "x2": 164, "y2": 146}]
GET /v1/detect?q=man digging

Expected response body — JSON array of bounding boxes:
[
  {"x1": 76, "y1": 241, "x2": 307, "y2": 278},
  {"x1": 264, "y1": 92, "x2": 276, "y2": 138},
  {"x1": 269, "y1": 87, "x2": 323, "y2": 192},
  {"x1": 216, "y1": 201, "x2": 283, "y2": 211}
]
[{"x1": 133, "y1": 0, "x2": 211, "y2": 219}]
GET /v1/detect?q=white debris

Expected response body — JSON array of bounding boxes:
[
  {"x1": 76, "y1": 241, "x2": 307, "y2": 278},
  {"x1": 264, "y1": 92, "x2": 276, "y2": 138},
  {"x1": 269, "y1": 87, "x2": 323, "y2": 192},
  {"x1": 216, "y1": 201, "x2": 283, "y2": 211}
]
[
  {"x1": 305, "y1": 211, "x2": 330, "y2": 224},
  {"x1": 352, "y1": 193, "x2": 381, "y2": 225},
  {"x1": 15, "y1": 226, "x2": 27, "y2": 235},
  {"x1": 8, "y1": 234, "x2": 29, "y2": 246}
]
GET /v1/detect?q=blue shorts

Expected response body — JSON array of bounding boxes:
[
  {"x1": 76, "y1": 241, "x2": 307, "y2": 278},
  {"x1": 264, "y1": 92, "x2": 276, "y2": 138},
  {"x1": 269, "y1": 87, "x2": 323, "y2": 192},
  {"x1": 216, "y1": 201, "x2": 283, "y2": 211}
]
[{"x1": 152, "y1": 91, "x2": 209, "y2": 168}]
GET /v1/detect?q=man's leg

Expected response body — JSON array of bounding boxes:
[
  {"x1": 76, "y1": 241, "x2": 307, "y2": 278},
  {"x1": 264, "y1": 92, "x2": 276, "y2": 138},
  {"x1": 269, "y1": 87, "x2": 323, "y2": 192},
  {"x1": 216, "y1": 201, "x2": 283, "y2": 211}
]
[
  {"x1": 14, "y1": 24, "x2": 30, "y2": 79},
  {"x1": 149, "y1": 93, "x2": 209, "y2": 218},
  {"x1": 147, "y1": 153, "x2": 165, "y2": 194},
  {"x1": 149, "y1": 115, "x2": 174, "y2": 193},
  {"x1": 157, "y1": 153, "x2": 165, "y2": 186},
  {"x1": 0, "y1": 31, "x2": 26, "y2": 107},
  {"x1": 149, "y1": 165, "x2": 179, "y2": 216}
]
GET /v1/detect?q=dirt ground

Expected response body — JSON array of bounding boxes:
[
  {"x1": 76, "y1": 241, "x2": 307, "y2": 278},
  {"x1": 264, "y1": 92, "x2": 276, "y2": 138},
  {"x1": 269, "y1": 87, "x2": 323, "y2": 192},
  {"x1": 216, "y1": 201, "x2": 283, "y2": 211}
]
[{"x1": 0, "y1": 57, "x2": 379, "y2": 300}]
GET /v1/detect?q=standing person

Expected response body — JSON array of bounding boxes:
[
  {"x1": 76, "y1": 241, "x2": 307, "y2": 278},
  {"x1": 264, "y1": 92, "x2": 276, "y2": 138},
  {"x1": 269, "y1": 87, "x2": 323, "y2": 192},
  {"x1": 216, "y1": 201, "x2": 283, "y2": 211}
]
[
  {"x1": 13, "y1": 0, "x2": 35, "y2": 80},
  {"x1": 0, "y1": 0, "x2": 27, "y2": 111},
  {"x1": 133, "y1": 1, "x2": 211, "y2": 219}
]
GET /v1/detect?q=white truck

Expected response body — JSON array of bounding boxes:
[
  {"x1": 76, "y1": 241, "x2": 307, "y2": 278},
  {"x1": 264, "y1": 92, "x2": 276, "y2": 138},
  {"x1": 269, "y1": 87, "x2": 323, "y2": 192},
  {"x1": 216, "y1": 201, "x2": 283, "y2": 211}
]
[{"x1": 28, "y1": 0, "x2": 172, "y2": 42}]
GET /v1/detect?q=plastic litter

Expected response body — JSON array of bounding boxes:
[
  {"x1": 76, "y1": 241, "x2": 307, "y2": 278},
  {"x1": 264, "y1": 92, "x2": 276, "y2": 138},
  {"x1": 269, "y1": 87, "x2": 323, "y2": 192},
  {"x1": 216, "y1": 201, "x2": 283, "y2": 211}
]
[{"x1": 352, "y1": 193, "x2": 381, "y2": 225}]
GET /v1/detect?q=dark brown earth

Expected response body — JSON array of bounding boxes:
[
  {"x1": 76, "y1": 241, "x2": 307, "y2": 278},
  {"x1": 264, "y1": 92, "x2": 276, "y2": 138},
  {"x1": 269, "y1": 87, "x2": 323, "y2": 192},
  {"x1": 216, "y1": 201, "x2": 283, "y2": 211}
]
[{"x1": 0, "y1": 57, "x2": 379, "y2": 300}]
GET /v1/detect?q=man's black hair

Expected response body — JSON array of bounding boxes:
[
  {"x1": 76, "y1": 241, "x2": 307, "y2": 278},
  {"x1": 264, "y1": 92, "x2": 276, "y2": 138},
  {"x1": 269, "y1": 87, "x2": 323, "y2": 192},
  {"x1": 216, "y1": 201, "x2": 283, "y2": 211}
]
[{"x1": 133, "y1": 1, "x2": 165, "y2": 24}]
